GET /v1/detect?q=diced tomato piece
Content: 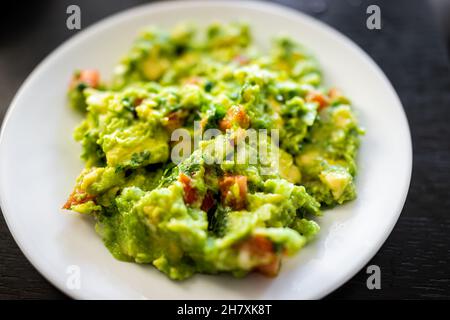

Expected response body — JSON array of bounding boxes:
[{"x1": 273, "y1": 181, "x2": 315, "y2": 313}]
[
  {"x1": 233, "y1": 107, "x2": 250, "y2": 129},
  {"x1": 219, "y1": 175, "x2": 247, "y2": 210},
  {"x1": 62, "y1": 189, "x2": 95, "y2": 209},
  {"x1": 163, "y1": 110, "x2": 188, "y2": 132},
  {"x1": 233, "y1": 55, "x2": 250, "y2": 65},
  {"x1": 306, "y1": 91, "x2": 329, "y2": 111},
  {"x1": 218, "y1": 105, "x2": 250, "y2": 131},
  {"x1": 239, "y1": 235, "x2": 281, "y2": 277},
  {"x1": 328, "y1": 87, "x2": 342, "y2": 100},
  {"x1": 79, "y1": 70, "x2": 100, "y2": 88},
  {"x1": 243, "y1": 235, "x2": 274, "y2": 255},
  {"x1": 256, "y1": 255, "x2": 281, "y2": 277},
  {"x1": 179, "y1": 173, "x2": 198, "y2": 205},
  {"x1": 70, "y1": 69, "x2": 100, "y2": 89},
  {"x1": 133, "y1": 98, "x2": 144, "y2": 106},
  {"x1": 218, "y1": 118, "x2": 232, "y2": 131},
  {"x1": 184, "y1": 76, "x2": 202, "y2": 85},
  {"x1": 200, "y1": 191, "x2": 216, "y2": 212}
]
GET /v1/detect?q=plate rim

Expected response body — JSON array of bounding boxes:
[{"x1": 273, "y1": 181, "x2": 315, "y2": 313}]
[{"x1": 0, "y1": 0, "x2": 412, "y2": 300}]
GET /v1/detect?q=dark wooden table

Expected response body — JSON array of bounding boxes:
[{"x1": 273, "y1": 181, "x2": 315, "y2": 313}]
[{"x1": 1, "y1": 0, "x2": 449, "y2": 299}]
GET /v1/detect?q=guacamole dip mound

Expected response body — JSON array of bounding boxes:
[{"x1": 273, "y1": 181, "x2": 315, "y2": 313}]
[{"x1": 63, "y1": 23, "x2": 363, "y2": 280}]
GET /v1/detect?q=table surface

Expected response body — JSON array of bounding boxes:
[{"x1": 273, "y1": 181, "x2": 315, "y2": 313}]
[{"x1": 1, "y1": 0, "x2": 449, "y2": 300}]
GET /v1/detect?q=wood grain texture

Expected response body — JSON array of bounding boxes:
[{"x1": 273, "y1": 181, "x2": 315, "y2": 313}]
[{"x1": 0, "y1": 0, "x2": 449, "y2": 299}]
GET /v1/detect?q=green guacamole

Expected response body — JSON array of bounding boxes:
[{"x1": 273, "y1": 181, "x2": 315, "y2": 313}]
[{"x1": 64, "y1": 22, "x2": 363, "y2": 279}]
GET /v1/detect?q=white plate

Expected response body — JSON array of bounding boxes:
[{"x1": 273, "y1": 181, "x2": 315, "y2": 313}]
[{"x1": 0, "y1": 0, "x2": 412, "y2": 299}]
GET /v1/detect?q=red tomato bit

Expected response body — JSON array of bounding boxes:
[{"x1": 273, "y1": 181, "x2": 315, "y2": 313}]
[
  {"x1": 239, "y1": 235, "x2": 281, "y2": 277},
  {"x1": 306, "y1": 90, "x2": 329, "y2": 111},
  {"x1": 200, "y1": 190, "x2": 216, "y2": 212},
  {"x1": 219, "y1": 175, "x2": 248, "y2": 210},
  {"x1": 163, "y1": 110, "x2": 188, "y2": 132},
  {"x1": 178, "y1": 173, "x2": 198, "y2": 205},
  {"x1": 62, "y1": 189, "x2": 95, "y2": 209},
  {"x1": 219, "y1": 105, "x2": 250, "y2": 131},
  {"x1": 70, "y1": 69, "x2": 100, "y2": 89}
]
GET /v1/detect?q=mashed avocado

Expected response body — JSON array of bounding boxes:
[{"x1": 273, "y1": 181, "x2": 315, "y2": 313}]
[{"x1": 64, "y1": 22, "x2": 363, "y2": 279}]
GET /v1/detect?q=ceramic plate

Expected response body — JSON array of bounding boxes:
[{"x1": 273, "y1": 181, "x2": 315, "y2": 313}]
[{"x1": 0, "y1": 0, "x2": 412, "y2": 299}]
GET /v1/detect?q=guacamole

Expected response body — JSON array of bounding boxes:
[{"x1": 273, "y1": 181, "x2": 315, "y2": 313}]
[{"x1": 63, "y1": 22, "x2": 363, "y2": 279}]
